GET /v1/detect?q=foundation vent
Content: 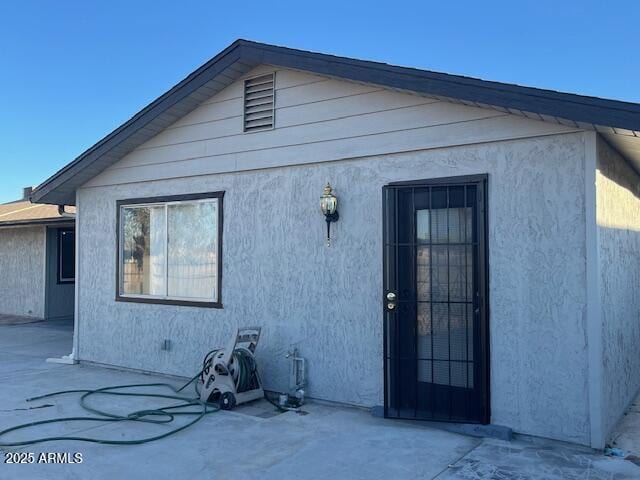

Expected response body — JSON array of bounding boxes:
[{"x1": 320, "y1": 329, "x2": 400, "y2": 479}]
[{"x1": 244, "y1": 73, "x2": 275, "y2": 132}]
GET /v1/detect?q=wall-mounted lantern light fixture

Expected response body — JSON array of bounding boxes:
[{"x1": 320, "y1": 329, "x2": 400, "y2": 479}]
[{"x1": 320, "y1": 183, "x2": 339, "y2": 246}]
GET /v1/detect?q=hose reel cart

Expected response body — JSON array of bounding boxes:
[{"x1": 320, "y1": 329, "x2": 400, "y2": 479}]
[{"x1": 198, "y1": 327, "x2": 264, "y2": 410}]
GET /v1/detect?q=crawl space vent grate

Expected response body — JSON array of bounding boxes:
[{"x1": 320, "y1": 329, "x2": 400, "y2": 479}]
[{"x1": 243, "y1": 73, "x2": 275, "y2": 132}]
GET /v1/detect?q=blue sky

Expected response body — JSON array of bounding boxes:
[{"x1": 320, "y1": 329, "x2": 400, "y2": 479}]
[{"x1": 0, "y1": 1, "x2": 638, "y2": 203}]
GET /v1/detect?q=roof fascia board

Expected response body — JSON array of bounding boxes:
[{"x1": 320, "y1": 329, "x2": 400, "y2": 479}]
[
  {"x1": 240, "y1": 42, "x2": 640, "y2": 131},
  {"x1": 239, "y1": 40, "x2": 640, "y2": 113},
  {"x1": 0, "y1": 218, "x2": 76, "y2": 228},
  {"x1": 32, "y1": 41, "x2": 248, "y2": 204},
  {"x1": 31, "y1": 39, "x2": 640, "y2": 205}
]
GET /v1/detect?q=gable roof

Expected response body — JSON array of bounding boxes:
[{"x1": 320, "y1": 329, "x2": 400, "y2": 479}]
[
  {"x1": 32, "y1": 39, "x2": 640, "y2": 205},
  {"x1": 0, "y1": 199, "x2": 75, "y2": 228}
]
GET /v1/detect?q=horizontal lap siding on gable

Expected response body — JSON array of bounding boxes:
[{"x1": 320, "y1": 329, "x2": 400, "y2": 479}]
[{"x1": 83, "y1": 66, "x2": 581, "y2": 188}]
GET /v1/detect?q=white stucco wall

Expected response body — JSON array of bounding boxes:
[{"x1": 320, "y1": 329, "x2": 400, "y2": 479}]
[
  {"x1": 596, "y1": 137, "x2": 640, "y2": 440},
  {"x1": 0, "y1": 226, "x2": 45, "y2": 318},
  {"x1": 76, "y1": 131, "x2": 590, "y2": 445}
]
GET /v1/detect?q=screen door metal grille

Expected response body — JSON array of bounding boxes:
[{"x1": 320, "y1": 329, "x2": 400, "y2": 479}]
[{"x1": 383, "y1": 175, "x2": 489, "y2": 424}]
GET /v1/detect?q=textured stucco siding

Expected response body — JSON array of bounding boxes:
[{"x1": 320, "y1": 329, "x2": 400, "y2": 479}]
[
  {"x1": 77, "y1": 131, "x2": 589, "y2": 444},
  {"x1": 596, "y1": 137, "x2": 640, "y2": 439},
  {"x1": 0, "y1": 226, "x2": 45, "y2": 318}
]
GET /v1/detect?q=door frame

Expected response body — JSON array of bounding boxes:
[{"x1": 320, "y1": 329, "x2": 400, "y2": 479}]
[
  {"x1": 382, "y1": 174, "x2": 491, "y2": 424},
  {"x1": 44, "y1": 224, "x2": 76, "y2": 321}
]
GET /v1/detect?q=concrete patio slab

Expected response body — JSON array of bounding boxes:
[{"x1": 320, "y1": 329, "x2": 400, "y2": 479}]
[
  {"x1": 609, "y1": 390, "x2": 640, "y2": 465},
  {"x1": 437, "y1": 436, "x2": 640, "y2": 479},
  {"x1": 1, "y1": 321, "x2": 639, "y2": 479}
]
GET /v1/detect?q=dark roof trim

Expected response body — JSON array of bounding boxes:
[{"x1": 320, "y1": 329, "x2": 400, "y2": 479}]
[
  {"x1": 240, "y1": 40, "x2": 640, "y2": 127},
  {"x1": 0, "y1": 218, "x2": 75, "y2": 228},
  {"x1": 32, "y1": 41, "x2": 246, "y2": 205},
  {"x1": 31, "y1": 39, "x2": 640, "y2": 205}
]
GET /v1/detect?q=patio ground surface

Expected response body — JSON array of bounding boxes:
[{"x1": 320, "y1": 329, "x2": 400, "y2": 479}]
[{"x1": 0, "y1": 320, "x2": 639, "y2": 479}]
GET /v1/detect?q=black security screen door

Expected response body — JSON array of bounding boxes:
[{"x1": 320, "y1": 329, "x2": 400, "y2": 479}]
[{"x1": 383, "y1": 175, "x2": 489, "y2": 424}]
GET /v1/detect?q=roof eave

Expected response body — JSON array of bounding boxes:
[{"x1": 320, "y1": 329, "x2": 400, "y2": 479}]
[
  {"x1": 31, "y1": 39, "x2": 251, "y2": 205},
  {"x1": 0, "y1": 217, "x2": 75, "y2": 229},
  {"x1": 30, "y1": 39, "x2": 640, "y2": 206}
]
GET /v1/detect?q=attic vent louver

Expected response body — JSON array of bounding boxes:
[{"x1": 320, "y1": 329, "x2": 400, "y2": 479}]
[{"x1": 244, "y1": 73, "x2": 275, "y2": 132}]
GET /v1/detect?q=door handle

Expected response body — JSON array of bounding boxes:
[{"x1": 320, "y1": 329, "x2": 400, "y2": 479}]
[{"x1": 385, "y1": 291, "x2": 397, "y2": 311}]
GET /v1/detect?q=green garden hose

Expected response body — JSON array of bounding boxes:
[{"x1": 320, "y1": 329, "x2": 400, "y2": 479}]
[
  {"x1": 233, "y1": 349, "x2": 258, "y2": 393},
  {"x1": 0, "y1": 347, "x2": 289, "y2": 447},
  {"x1": 0, "y1": 370, "x2": 217, "y2": 447}
]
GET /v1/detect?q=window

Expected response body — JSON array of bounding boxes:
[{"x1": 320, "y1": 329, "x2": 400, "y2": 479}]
[
  {"x1": 116, "y1": 192, "x2": 223, "y2": 307},
  {"x1": 58, "y1": 228, "x2": 75, "y2": 283}
]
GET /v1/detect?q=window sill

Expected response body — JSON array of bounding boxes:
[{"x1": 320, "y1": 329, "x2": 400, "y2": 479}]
[{"x1": 115, "y1": 295, "x2": 223, "y2": 309}]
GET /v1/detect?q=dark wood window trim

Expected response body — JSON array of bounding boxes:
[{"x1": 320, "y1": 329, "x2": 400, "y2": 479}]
[
  {"x1": 115, "y1": 191, "x2": 224, "y2": 309},
  {"x1": 57, "y1": 227, "x2": 75, "y2": 284}
]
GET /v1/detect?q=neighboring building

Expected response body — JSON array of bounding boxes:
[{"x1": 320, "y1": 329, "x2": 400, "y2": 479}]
[
  {"x1": 0, "y1": 187, "x2": 75, "y2": 321},
  {"x1": 31, "y1": 40, "x2": 640, "y2": 449}
]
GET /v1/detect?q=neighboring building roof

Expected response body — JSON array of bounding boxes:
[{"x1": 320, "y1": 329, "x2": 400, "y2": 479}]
[
  {"x1": 31, "y1": 39, "x2": 640, "y2": 206},
  {"x1": 0, "y1": 200, "x2": 75, "y2": 228}
]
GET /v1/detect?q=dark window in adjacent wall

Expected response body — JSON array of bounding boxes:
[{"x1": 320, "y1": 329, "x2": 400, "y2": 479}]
[
  {"x1": 58, "y1": 228, "x2": 75, "y2": 283},
  {"x1": 116, "y1": 191, "x2": 224, "y2": 308}
]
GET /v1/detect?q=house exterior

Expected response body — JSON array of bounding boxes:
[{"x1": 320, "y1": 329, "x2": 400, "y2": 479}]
[
  {"x1": 0, "y1": 188, "x2": 75, "y2": 321},
  {"x1": 31, "y1": 40, "x2": 640, "y2": 449}
]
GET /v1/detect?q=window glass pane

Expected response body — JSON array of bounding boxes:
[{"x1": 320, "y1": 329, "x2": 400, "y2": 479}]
[
  {"x1": 167, "y1": 200, "x2": 218, "y2": 301},
  {"x1": 59, "y1": 229, "x2": 75, "y2": 282},
  {"x1": 121, "y1": 206, "x2": 166, "y2": 296},
  {"x1": 416, "y1": 210, "x2": 430, "y2": 242}
]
